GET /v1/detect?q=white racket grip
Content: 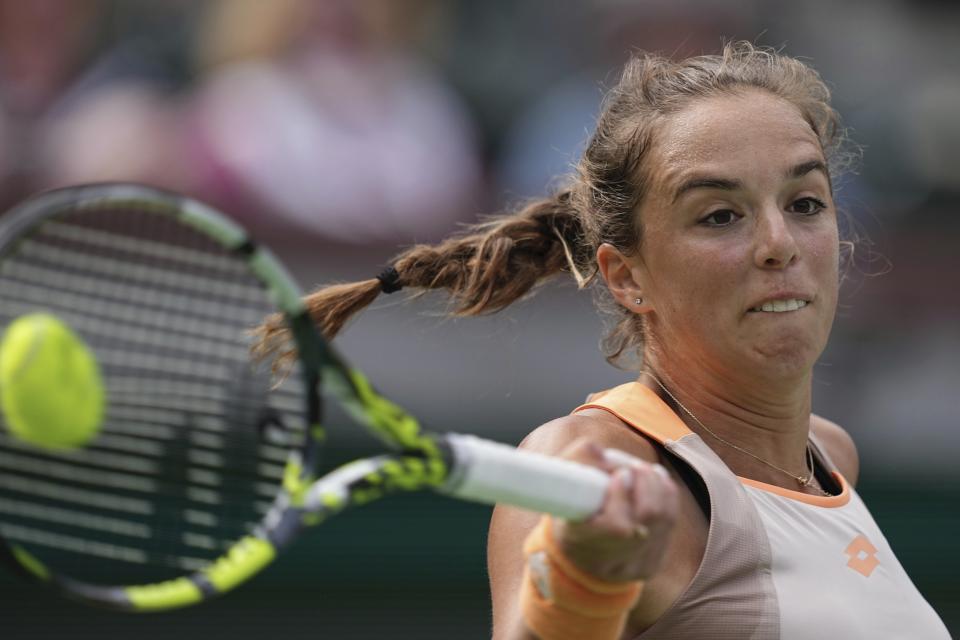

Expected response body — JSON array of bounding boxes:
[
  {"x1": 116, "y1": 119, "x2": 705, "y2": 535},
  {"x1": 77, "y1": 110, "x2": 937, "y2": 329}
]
[{"x1": 439, "y1": 433, "x2": 609, "y2": 521}]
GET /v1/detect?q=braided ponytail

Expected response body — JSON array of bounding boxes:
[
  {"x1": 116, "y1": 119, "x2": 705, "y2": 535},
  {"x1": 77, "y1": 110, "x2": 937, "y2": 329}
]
[
  {"x1": 251, "y1": 190, "x2": 585, "y2": 373},
  {"x1": 394, "y1": 189, "x2": 587, "y2": 315}
]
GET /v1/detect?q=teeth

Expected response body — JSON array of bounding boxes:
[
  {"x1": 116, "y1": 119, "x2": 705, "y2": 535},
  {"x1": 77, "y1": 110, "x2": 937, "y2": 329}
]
[{"x1": 754, "y1": 299, "x2": 807, "y2": 313}]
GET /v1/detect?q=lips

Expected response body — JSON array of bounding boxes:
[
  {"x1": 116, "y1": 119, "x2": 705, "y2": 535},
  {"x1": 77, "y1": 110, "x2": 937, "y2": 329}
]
[
  {"x1": 749, "y1": 299, "x2": 808, "y2": 313},
  {"x1": 747, "y1": 294, "x2": 813, "y2": 313}
]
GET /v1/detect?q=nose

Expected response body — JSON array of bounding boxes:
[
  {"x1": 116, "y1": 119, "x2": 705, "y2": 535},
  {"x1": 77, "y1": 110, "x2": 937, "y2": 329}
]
[{"x1": 753, "y1": 206, "x2": 798, "y2": 269}]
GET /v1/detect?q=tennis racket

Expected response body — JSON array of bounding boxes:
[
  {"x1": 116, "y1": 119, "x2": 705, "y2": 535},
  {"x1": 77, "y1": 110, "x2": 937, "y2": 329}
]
[{"x1": 0, "y1": 183, "x2": 610, "y2": 611}]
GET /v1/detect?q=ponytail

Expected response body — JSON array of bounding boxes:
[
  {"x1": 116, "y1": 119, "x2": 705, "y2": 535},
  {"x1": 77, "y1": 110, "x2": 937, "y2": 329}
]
[
  {"x1": 394, "y1": 189, "x2": 586, "y2": 315},
  {"x1": 252, "y1": 190, "x2": 585, "y2": 372}
]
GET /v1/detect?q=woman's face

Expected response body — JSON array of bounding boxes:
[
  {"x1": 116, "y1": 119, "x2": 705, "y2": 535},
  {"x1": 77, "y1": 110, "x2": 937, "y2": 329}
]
[{"x1": 634, "y1": 90, "x2": 839, "y2": 380}]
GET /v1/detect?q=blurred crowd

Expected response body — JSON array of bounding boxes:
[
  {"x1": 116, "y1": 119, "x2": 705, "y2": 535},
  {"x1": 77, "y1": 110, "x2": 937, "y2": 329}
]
[
  {"x1": 0, "y1": 0, "x2": 482, "y2": 244},
  {"x1": 2, "y1": 0, "x2": 957, "y2": 246}
]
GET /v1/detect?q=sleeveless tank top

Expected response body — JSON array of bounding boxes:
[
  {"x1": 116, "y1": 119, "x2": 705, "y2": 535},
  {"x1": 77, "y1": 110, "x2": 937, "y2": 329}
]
[{"x1": 575, "y1": 382, "x2": 950, "y2": 639}]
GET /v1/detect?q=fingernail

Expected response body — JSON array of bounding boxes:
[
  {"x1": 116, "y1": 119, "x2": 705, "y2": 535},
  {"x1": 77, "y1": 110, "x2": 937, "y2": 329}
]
[
  {"x1": 615, "y1": 467, "x2": 634, "y2": 490},
  {"x1": 603, "y1": 448, "x2": 635, "y2": 467},
  {"x1": 652, "y1": 464, "x2": 670, "y2": 481}
]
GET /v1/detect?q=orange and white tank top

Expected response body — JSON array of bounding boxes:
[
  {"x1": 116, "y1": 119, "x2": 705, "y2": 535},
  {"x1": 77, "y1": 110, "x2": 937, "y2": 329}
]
[{"x1": 575, "y1": 382, "x2": 950, "y2": 639}]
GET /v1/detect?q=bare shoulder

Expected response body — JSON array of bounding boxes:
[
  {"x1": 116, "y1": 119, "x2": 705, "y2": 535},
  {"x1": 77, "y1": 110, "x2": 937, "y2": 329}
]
[
  {"x1": 518, "y1": 408, "x2": 661, "y2": 463},
  {"x1": 810, "y1": 414, "x2": 860, "y2": 487}
]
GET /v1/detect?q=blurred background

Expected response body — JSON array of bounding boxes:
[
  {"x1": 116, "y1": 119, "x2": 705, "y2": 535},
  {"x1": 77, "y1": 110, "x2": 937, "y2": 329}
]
[{"x1": 0, "y1": 0, "x2": 956, "y2": 637}]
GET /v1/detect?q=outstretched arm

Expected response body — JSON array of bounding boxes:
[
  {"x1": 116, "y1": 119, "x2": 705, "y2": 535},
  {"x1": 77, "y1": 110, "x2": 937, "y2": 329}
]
[{"x1": 488, "y1": 414, "x2": 679, "y2": 640}]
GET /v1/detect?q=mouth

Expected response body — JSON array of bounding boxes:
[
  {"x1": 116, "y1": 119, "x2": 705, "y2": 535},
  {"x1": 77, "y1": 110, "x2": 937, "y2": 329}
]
[{"x1": 748, "y1": 298, "x2": 810, "y2": 313}]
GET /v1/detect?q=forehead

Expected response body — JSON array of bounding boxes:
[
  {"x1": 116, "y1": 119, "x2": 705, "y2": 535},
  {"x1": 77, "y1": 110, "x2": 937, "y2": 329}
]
[{"x1": 650, "y1": 90, "x2": 824, "y2": 192}]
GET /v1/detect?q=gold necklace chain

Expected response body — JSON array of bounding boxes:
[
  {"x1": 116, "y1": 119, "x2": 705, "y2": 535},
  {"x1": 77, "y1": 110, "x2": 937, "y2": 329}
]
[{"x1": 641, "y1": 372, "x2": 831, "y2": 497}]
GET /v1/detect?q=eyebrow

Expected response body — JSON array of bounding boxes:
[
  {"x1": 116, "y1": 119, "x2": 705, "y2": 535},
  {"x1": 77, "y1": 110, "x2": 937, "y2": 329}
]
[{"x1": 671, "y1": 159, "x2": 830, "y2": 204}]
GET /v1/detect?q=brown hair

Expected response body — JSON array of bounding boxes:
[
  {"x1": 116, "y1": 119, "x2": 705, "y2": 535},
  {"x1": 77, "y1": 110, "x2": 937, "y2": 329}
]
[{"x1": 253, "y1": 41, "x2": 857, "y2": 372}]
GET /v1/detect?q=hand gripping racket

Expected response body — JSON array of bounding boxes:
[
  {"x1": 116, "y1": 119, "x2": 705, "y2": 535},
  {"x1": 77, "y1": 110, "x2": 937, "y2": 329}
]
[{"x1": 0, "y1": 184, "x2": 610, "y2": 611}]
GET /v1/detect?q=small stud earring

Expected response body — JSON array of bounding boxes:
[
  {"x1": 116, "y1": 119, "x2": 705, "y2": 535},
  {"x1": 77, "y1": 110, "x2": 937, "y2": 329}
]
[{"x1": 635, "y1": 297, "x2": 643, "y2": 305}]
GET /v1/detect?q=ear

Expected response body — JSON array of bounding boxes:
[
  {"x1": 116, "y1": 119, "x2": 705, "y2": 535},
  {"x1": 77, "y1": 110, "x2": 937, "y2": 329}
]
[{"x1": 596, "y1": 243, "x2": 651, "y2": 313}]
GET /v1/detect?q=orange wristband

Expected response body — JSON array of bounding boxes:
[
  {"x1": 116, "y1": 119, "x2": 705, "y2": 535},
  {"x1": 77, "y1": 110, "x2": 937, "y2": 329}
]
[{"x1": 520, "y1": 516, "x2": 643, "y2": 640}]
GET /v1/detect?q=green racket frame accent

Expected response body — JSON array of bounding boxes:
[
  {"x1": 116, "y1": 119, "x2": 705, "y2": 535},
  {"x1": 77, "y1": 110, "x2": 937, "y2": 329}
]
[
  {"x1": 125, "y1": 578, "x2": 203, "y2": 611},
  {"x1": 282, "y1": 455, "x2": 315, "y2": 508},
  {"x1": 10, "y1": 544, "x2": 50, "y2": 580},
  {"x1": 247, "y1": 250, "x2": 308, "y2": 315},
  {"x1": 202, "y1": 537, "x2": 277, "y2": 593},
  {"x1": 178, "y1": 199, "x2": 248, "y2": 251},
  {"x1": 342, "y1": 368, "x2": 444, "y2": 456}
]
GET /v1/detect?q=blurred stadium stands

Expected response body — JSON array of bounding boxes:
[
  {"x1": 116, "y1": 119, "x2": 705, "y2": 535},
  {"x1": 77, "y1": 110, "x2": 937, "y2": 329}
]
[{"x1": 0, "y1": 0, "x2": 956, "y2": 637}]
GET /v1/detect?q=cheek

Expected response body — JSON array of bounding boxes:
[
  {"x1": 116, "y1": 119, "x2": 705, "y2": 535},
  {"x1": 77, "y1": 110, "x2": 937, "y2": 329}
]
[
  {"x1": 655, "y1": 243, "x2": 744, "y2": 320},
  {"x1": 798, "y1": 225, "x2": 841, "y2": 335},
  {"x1": 805, "y1": 225, "x2": 840, "y2": 289}
]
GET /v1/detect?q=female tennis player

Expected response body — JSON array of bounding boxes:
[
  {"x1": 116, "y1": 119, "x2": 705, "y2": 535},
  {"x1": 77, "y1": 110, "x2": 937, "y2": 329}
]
[{"x1": 273, "y1": 42, "x2": 950, "y2": 638}]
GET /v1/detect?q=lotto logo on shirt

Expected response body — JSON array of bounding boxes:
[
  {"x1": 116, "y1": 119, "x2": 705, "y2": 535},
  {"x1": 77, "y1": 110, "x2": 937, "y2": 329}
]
[{"x1": 845, "y1": 535, "x2": 879, "y2": 577}]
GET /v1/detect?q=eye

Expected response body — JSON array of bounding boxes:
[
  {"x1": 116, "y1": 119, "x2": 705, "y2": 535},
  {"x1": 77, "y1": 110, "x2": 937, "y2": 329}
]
[
  {"x1": 789, "y1": 197, "x2": 827, "y2": 215},
  {"x1": 700, "y1": 209, "x2": 739, "y2": 227}
]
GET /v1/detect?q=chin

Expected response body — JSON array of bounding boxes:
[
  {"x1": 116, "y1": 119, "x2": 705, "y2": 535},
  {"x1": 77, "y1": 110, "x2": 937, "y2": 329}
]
[{"x1": 747, "y1": 337, "x2": 824, "y2": 379}]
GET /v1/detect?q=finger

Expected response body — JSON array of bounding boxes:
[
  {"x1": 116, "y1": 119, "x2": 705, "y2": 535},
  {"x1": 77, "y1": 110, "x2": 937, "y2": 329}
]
[
  {"x1": 616, "y1": 466, "x2": 666, "y2": 542},
  {"x1": 595, "y1": 466, "x2": 635, "y2": 527},
  {"x1": 557, "y1": 438, "x2": 608, "y2": 469},
  {"x1": 613, "y1": 466, "x2": 634, "y2": 492},
  {"x1": 651, "y1": 463, "x2": 671, "y2": 482},
  {"x1": 629, "y1": 463, "x2": 656, "y2": 520},
  {"x1": 630, "y1": 463, "x2": 678, "y2": 527},
  {"x1": 600, "y1": 451, "x2": 662, "y2": 520},
  {"x1": 639, "y1": 463, "x2": 670, "y2": 503},
  {"x1": 565, "y1": 464, "x2": 629, "y2": 540},
  {"x1": 600, "y1": 447, "x2": 647, "y2": 472}
]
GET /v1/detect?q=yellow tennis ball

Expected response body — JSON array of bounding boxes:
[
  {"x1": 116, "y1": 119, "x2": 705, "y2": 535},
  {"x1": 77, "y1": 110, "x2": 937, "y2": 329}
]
[{"x1": 0, "y1": 313, "x2": 105, "y2": 449}]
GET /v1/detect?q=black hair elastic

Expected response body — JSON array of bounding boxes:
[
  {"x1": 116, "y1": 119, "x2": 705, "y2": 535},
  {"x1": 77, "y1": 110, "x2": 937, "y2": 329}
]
[{"x1": 375, "y1": 266, "x2": 403, "y2": 294}]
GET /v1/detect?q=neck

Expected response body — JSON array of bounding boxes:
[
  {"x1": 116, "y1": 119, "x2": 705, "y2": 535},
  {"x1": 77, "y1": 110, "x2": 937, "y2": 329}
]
[{"x1": 640, "y1": 354, "x2": 814, "y2": 488}]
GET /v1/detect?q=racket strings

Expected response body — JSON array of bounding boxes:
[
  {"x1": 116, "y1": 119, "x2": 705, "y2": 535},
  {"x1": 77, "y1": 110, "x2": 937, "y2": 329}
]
[{"x1": 0, "y1": 205, "x2": 307, "y2": 584}]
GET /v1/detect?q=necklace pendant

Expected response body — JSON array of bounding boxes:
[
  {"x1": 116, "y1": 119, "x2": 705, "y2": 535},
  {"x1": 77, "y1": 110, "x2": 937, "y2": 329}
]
[{"x1": 798, "y1": 476, "x2": 810, "y2": 487}]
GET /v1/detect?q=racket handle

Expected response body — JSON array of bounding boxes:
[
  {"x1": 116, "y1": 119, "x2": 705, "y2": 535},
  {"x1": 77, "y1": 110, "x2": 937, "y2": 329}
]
[{"x1": 440, "y1": 434, "x2": 609, "y2": 521}]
